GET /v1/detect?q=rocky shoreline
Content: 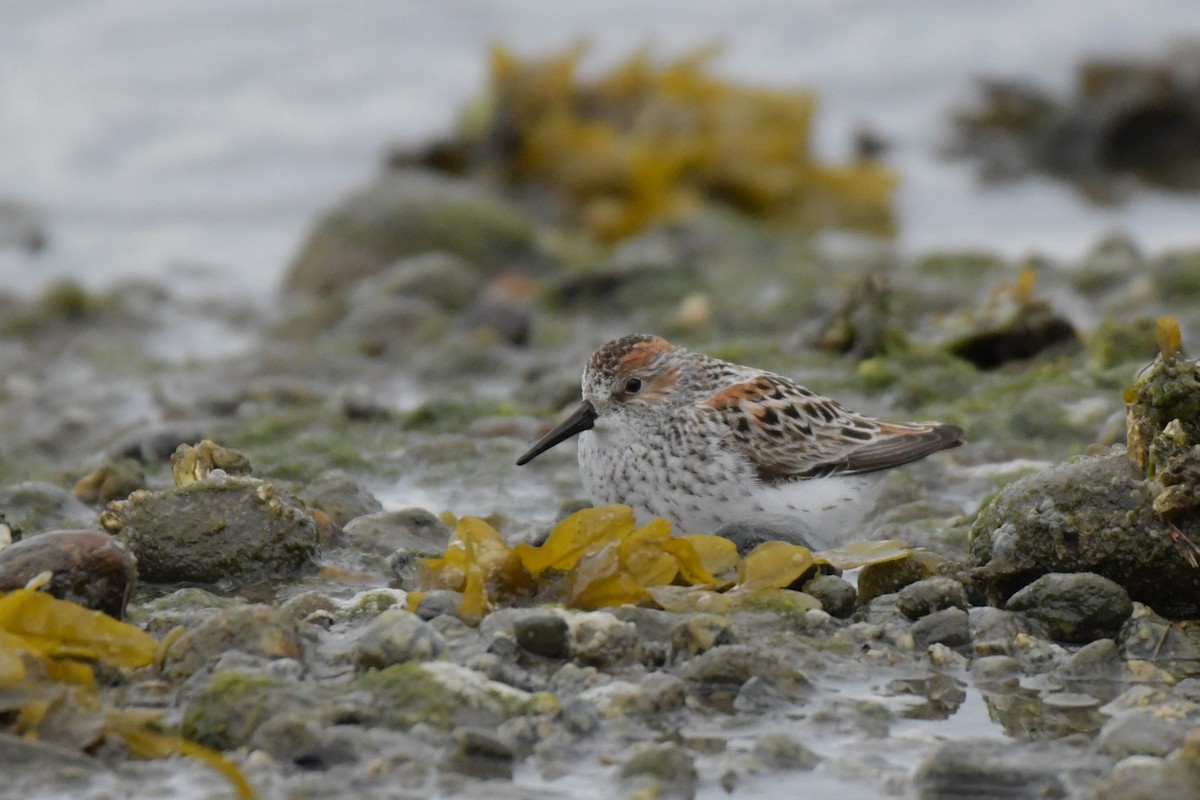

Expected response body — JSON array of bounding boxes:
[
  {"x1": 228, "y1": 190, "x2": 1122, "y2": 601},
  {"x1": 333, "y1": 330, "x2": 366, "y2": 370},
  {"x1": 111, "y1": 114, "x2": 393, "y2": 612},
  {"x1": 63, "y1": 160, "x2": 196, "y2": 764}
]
[{"x1": 4, "y1": 51, "x2": 1200, "y2": 800}]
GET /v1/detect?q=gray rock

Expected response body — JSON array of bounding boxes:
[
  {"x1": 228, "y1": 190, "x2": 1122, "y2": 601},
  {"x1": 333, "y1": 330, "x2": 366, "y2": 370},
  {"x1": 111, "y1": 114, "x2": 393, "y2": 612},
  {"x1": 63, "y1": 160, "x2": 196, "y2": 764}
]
[
  {"x1": 298, "y1": 469, "x2": 383, "y2": 527},
  {"x1": 911, "y1": 607, "x2": 971, "y2": 648},
  {"x1": 354, "y1": 608, "x2": 446, "y2": 670},
  {"x1": 415, "y1": 590, "x2": 463, "y2": 621},
  {"x1": 1005, "y1": 572, "x2": 1133, "y2": 644},
  {"x1": 671, "y1": 613, "x2": 734, "y2": 658},
  {"x1": 752, "y1": 732, "x2": 821, "y2": 771},
  {"x1": 164, "y1": 605, "x2": 304, "y2": 679},
  {"x1": 897, "y1": 577, "x2": 969, "y2": 620},
  {"x1": 971, "y1": 450, "x2": 1200, "y2": 616},
  {"x1": 0, "y1": 481, "x2": 92, "y2": 539},
  {"x1": 442, "y1": 727, "x2": 515, "y2": 780},
  {"x1": 1098, "y1": 709, "x2": 1191, "y2": 758},
  {"x1": 803, "y1": 574, "x2": 858, "y2": 618},
  {"x1": 98, "y1": 476, "x2": 319, "y2": 585},
  {"x1": 283, "y1": 168, "x2": 542, "y2": 296},
  {"x1": 1060, "y1": 638, "x2": 1123, "y2": 678},
  {"x1": 713, "y1": 514, "x2": 829, "y2": 555},
  {"x1": 353, "y1": 251, "x2": 483, "y2": 311},
  {"x1": 343, "y1": 507, "x2": 452, "y2": 557},
  {"x1": 970, "y1": 655, "x2": 1022, "y2": 685},
  {"x1": 619, "y1": 742, "x2": 698, "y2": 800},
  {"x1": 914, "y1": 740, "x2": 1067, "y2": 800}
]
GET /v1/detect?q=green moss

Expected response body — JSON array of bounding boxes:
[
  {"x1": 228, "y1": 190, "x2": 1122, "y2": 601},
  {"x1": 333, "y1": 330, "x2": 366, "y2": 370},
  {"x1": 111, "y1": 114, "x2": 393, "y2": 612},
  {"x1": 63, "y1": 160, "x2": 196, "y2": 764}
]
[
  {"x1": 355, "y1": 662, "x2": 456, "y2": 730},
  {"x1": 182, "y1": 671, "x2": 289, "y2": 750}
]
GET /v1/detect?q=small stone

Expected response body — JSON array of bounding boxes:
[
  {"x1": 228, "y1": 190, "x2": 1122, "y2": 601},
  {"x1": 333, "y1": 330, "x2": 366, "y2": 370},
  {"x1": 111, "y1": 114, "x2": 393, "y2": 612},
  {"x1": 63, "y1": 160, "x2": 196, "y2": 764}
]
[
  {"x1": 713, "y1": 514, "x2": 828, "y2": 554},
  {"x1": 1099, "y1": 709, "x2": 1191, "y2": 758},
  {"x1": 671, "y1": 613, "x2": 734, "y2": 658},
  {"x1": 163, "y1": 605, "x2": 304, "y2": 679},
  {"x1": 858, "y1": 551, "x2": 956, "y2": 603},
  {"x1": 566, "y1": 611, "x2": 640, "y2": 668},
  {"x1": 911, "y1": 607, "x2": 970, "y2": 648},
  {"x1": 415, "y1": 590, "x2": 463, "y2": 621},
  {"x1": 1005, "y1": 572, "x2": 1133, "y2": 644},
  {"x1": 354, "y1": 608, "x2": 446, "y2": 670},
  {"x1": 897, "y1": 577, "x2": 969, "y2": 620},
  {"x1": 513, "y1": 612, "x2": 571, "y2": 660},
  {"x1": 442, "y1": 727, "x2": 514, "y2": 780},
  {"x1": 619, "y1": 742, "x2": 698, "y2": 800},
  {"x1": 343, "y1": 508, "x2": 452, "y2": 558},
  {"x1": 0, "y1": 530, "x2": 137, "y2": 618},
  {"x1": 971, "y1": 655, "x2": 1022, "y2": 685},
  {"x1": 752, "y1": 732, "x2": 821, "y2": 771},
  {"x1": 298, "y1": 469, "x2": 383, "y2": 527},
  {"x1": 559, "y1": 696, "x2": 600, "y2": 735},
  {"x1": 803, "y1": 575, "x2": 858, "y2": 618},
  {"x1": 1060, "y1": 638, "x2": 1123, "y2": 678}
]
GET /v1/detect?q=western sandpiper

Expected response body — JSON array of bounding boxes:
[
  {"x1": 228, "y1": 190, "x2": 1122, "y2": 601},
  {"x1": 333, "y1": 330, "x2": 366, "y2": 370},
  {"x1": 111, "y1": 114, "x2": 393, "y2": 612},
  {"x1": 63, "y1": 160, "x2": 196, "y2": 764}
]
[{"x1": 517, "y1": 334, "x2": 964, "y2": 539}]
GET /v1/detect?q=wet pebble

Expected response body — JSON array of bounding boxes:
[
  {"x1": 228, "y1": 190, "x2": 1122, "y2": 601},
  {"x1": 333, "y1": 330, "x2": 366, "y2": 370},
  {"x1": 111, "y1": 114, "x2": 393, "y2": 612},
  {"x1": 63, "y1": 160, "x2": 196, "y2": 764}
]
[
  {"x1": 752, "y1": 731, "x2": 821, "y2": 771},
  {"x1": 897, "y1": 577, "x2": 969, "y2": 620},
  {"x1": 298, "y1": 469, "x2": 383, "y2": 527},
  {"x1": 163, "y1": 604, "x2": 304, "y2": 679},
  {"x1": 803, "y1": 574, "x2": 858, "y2": 618},
  {"x1": 1060, "y1": 638, "x2": 1123, "y2": 678},
  {"x1": 512, "y1": 611, "x2": 571, "y2": 660},
  {"x1": 343, "y1": 507, "x2": 451, "y2": 558},
  {"x1": 1005, "y1": 572, "x2": 1133, "y2": 644},
  {"x1": 619, "y1": 742, "x2": 698, "y2": 800},
  {"x1": 0, "y1": 481, "x2": 93, "y2": 538},
  {"x1": 713, "y1": 514, "x2": 828, "y2": 554},
  {"x1": 415, "y1": 590, "x2": 464, "y2": 621},
  {"x1": 354, "y1": 608, "x2": 446, "y2": 670},
  {"x1": 71, "y1": 458, "x2": 145, "y2": 506},
  {"x1": 970, "y1": 655, "x2": 1022, "y2": 685},
  {"x1": 0, "y1": 530, "x2": 137, "y2": 618},
  {"x1": 857, "y1": 550, "x2": 957, "y2": 603},
  {"x1": 911, "y1": 607, "x2": 971, "y2": 649},
  {"x1": 565, "y1": 611, "x2": 640, "y2": 668},
  {"x1": 442, "y1": 727, "x2": 515, "y2": 780},
  {"x1": 1098, "y1": 709, "x2": 1192, "y2": 758}
]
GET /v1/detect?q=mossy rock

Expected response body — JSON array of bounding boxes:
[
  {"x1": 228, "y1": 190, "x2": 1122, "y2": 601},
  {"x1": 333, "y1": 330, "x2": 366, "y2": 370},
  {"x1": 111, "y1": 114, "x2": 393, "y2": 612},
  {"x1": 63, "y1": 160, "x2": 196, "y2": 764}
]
[
  {"x1": 970, "y1": 450, "x2": 1200, "y2": 617},
  {"x1": 283, "y1": 168, "x2": 543, "y2": 296}
]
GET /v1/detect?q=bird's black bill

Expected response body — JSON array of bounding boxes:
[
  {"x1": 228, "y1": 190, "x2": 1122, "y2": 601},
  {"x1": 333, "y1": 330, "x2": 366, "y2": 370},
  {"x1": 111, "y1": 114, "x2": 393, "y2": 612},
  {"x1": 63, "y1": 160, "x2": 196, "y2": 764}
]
[{"x1": 516, "y1": 401, "x2": 597, "y2": 465}]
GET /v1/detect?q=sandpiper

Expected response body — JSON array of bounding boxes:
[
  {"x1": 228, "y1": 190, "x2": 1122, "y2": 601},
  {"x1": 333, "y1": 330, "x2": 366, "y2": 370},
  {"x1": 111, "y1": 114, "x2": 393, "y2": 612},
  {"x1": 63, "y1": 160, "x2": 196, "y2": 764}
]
[{"x1": 517, "y1": 334, "x2": 964, "y2": 539}]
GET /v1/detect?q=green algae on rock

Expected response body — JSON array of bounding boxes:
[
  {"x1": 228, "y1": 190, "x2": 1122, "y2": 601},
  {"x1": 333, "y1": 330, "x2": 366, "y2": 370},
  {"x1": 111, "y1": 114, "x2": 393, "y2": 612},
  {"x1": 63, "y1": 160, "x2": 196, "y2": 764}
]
[
  {"x1": 970, "y1": 450, "x2": 1200, "y2": 617},
  {"x1": 98, "y1": 475, "x2": 319, "y2": 585}
]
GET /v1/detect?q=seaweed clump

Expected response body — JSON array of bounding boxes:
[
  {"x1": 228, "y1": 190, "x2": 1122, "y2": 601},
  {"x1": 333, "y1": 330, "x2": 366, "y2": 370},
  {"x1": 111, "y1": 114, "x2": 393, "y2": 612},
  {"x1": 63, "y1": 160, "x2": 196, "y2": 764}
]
[
  {"x1": 413, "y1": 505, "x2": 909, "y2": 623},
  {"x1": 402, "y1": 45, "x2": 896, "y2": 242},
  {"x1": 0, "y1": 575, "x2": 255, "y2": 798}
]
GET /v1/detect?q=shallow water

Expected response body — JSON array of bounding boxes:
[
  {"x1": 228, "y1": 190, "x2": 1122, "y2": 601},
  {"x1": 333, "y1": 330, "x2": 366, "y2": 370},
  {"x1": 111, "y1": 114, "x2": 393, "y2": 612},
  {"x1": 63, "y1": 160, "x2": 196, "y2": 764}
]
[{"x1": 4, "y1": 1, "x2": 1200, "y2": 299}]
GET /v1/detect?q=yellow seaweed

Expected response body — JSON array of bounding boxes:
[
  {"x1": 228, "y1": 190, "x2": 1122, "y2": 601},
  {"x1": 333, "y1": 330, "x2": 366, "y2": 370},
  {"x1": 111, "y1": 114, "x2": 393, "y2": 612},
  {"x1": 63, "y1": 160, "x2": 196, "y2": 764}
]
[
  {"x1": 816, "y1": 539, "x2": 912, "y2": 570},
  {"x1": 737, "y1": 541, "x2": 816, "y2": 590}
]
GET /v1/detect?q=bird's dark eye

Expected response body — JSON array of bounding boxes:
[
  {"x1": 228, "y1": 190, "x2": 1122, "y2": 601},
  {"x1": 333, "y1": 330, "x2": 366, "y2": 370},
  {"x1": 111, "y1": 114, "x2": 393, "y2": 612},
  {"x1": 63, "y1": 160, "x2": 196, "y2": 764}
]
[{"x1": 623, "y1": 378, "x2": 643, "y2": 394}]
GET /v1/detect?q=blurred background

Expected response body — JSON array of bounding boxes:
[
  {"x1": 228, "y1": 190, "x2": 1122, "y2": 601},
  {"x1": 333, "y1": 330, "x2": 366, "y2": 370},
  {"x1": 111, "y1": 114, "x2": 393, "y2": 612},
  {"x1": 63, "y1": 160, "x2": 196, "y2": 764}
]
[{"x1": 4, "y1": 0, "x2": 1200, "y2": 301}]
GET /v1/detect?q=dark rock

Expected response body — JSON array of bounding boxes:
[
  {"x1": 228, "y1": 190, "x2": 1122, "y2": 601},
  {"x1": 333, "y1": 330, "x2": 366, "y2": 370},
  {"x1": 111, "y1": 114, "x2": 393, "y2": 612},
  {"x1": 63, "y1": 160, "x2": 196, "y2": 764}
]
[
  {"x1": 163, "y1": 604, "x2": 304, "y2": 679},
  {"x1": 353, "y1": 608, "x2": 446, "y2": 670},
  {"x1": 858, "y1": 551, "x2": 957, "y2": 603},
  {"x1": 947, "y1": 298, "x2": 1078, "y2": 370},
  {"x1": 897, "y1": 577, "x2": 969, "y2": 620},
  {"x1": 713, "y1": 514, "x2": 828, "y2": 555},
  {"x1": 282, "y1": 168, "x2": 542, "y2": 297},
  {"x1": 1005, "y1": 572, "x2": 1134, "y2": 644},
  {"x1": 98, "y1": 476, "x2": 319, "y2": 585},
  {"x1": 0, "y1": 530, "x2": 136, "y2": 618},
  {"x1": 71, "y1": 459, "x2": 145, "y2": 506},
  {"x1": 298, "y1": 469, "x2": 383, "y2": 527},
  {"x1": 512, "y1": 612, "x2": 571, "y2": 660},
  {"x1": 0, "y1": 482, "x2": 92, "y2": 540},
  {"x1": 911, "y1": 607, "x2": 971, "y2": 648},
  {"x1": 971, "y1": 451, "x2": 1200, "y2": 617},
  {"x1": 803, "y1": 574, "x2": 858, "y2": 618}
]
